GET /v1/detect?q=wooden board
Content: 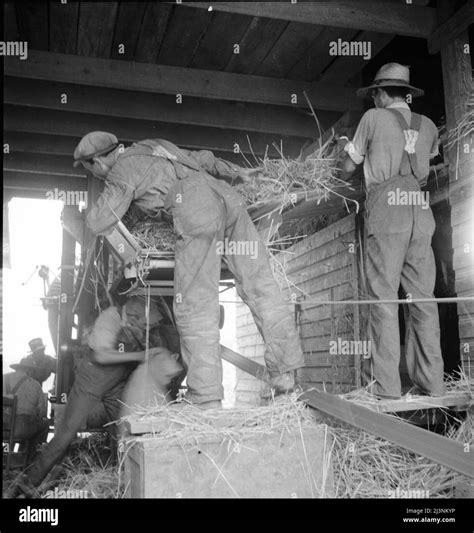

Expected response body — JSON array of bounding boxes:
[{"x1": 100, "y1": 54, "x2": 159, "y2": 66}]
[
  {"x1": 4, "y1": 50, "x2": 363, "y2": 111},
  {"x1": 224, "y1": 17, "x2": 289, "y2": 74},
  {"x1": 49, "y1": 1, "x2": 79, "y2": 54},
  {"x1": 350, "y1": 393, "x2": 472, "y2": 413},
  {"x1": 134, "y1": 2, "x2": 173, "y2": 63},
  {"x1": 157, "y1": 5, "x2": 213, "y2": 67},
  {"x1": 110, "y1": 2, "x2": 146, "y2": 60},
  {"x1": 16, "y1": 1, "x2": 49, "y2": 50},
  {"x1": 4, "y1": 105, "x2": 307, "y2": 157},
  {"x1": 256, "y1": 22, "x2": 325, "y2": 79},
  {"x1": 76, "y1": 2, "x2": 118, "y2": 58}
]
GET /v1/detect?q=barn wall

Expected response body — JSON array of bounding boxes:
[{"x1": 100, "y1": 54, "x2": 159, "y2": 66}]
[{"x1": 235, "y1": 214, "x2": 360, "y2": 406}]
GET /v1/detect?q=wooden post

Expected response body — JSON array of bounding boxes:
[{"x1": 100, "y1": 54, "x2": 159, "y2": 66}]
[
  {"x1": 55, "y1": 207, "x2": 77, "y2": 402},
  {"x1": 438, "y1": 2, "x2": 473, "y2": 378}
]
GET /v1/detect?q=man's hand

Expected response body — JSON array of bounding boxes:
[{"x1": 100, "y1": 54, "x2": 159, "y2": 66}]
[{"x1": 146, "y1": 347, "x2": 173, "y2": 360}]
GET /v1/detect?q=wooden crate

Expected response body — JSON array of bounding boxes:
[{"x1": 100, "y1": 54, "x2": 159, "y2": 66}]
[{"x1": 124, "y1": 425, "x2": 333, "y2": 498}]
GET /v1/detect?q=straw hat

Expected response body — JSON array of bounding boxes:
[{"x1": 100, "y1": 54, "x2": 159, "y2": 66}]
[
  {"x1": 10, "y1": 356, "x2": 38, "y2": 372},
  {"x1": 357, "y1": 63, "x2": 424, "y2": 99}
]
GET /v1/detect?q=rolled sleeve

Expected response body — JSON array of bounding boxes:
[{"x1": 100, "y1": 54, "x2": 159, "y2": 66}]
[
  {"x1": 87, "y1": 178, "x2": 135, "y2": 235},
  {"x1": 345, "y1": 110, "x2": 374, "y2": 165}
]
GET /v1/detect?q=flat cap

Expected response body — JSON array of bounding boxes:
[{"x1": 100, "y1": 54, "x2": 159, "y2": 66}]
[{"x1": 73, "y1": 131, "x2": 118, "y2": 167}]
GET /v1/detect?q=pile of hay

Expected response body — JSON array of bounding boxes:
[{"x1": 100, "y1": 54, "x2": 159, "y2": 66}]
[
  {"x1": 235, "y1": 137, "x2": 350, "y2": 211},
  {"x1": 39, "y1": 433, "x2": 123, "y2": 499},
  {"x1": 130, "y1": 221, "x2": 176, "y2": 256},
  {"x1": 117, "y1": 392, "x2": 317, "y2": 446}
]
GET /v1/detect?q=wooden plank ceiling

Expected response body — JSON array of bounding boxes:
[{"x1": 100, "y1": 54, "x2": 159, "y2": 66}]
[{"x1": 3, "y1": 0, "x2": 434, "y2": 197}]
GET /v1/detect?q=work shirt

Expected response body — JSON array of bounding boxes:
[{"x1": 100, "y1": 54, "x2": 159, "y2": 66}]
[
  {"x1": 3, "y1": 371, "x2": 47, "y2": 418},
  {"x1": 87, "y1": 140, "x2": 244, "y2": 235},
  {"x1": 344, "y1": 102, "x2": 439, "y2": 191}
]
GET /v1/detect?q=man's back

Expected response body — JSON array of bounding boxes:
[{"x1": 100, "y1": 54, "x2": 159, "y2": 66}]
[
  {"x1": 350, "y1": 105, "x2": 439, "y2": 190},
  {"x1": 3, "y1": 372, "x2": 46, "y2": 418}
]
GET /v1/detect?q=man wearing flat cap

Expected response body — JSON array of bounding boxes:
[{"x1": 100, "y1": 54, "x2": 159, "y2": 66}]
[
  {"x1": 73, "y1": 133, "x2": 305, "y2": 409},
  {"x1": 3, "y1": 356, "x2": 50, "y2": 464},
  {"x1": 341, "y1": 63, "x2": 444, "y2": 399}
]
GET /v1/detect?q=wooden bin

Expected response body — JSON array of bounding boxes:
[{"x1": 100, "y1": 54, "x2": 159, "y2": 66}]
[{"x1": 124, "y1": 424, "x2": 333, "y2": 498}]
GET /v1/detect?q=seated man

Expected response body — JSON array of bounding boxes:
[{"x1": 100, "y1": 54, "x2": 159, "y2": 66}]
[
  {"x1": 26, "y1": 338, "x2": 57, "y2": 386},
  {"x1": 3, "y1": 357, "x2": 50, "y2": 464},
  {"x1": 16, "y1": 296, "x2": 182, "y2": 494}
]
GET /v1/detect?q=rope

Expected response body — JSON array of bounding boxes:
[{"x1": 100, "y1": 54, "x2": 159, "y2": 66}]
[{"x1": 218, "y1": 296, "x2": 474, "y2": 306}]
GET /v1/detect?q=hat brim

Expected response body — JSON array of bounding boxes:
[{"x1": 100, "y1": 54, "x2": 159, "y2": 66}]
[
  {"x1": 357, "y1": 81, "x2": 424, "y2": 99},
  {"x1": 73, "y1": 143, "x2": 119, "y2": 168},
  {"x1": 10, "y1": 363, "x2": 36, "y2": 371}
]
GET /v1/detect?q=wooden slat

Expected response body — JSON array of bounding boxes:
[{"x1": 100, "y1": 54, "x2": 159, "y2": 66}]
[
  {"x1": 186, "y1": 2, "x2": 437, "y2": 39},
  {"x1": 4, "y1": 76, "x2": 323, "y2": 138},
  {"x1": 134, "y1": 2, "x2": 173, "y2": 63},
  {"x1": 110, "y1": 1, "x2": 146, "y2": 60},
  {"x1": 3, "y1": 153, "x2": 86, "y2": 177},
  {"x1": 287, "y1": 27, "x2": 358, "y2": 82},
  {"x1": 49, "y1": 1, "x2": 79, "y2": 54},
  {"x1": 349, "y1": 393, "x2": 472, "y2": 413},
  {"x1": 224, "y1": 17, "x2": 289, "y2": 74},
  {"x1": 4, "y1": 1, "x2": 19, "y2": 42},
  {"x1": 16, "y1": 2, "x2": 49, "y2": 50},
  {"x1": 428, "y1": 1, "x2": 474, "y2": 53},
  {"x1": 4, "y1": 171, "x2": 86, "y2": 192},
  {"x1": 4, "y1": 131, "x2": 80, "y2": 155},
  {"x1": 4, "y1": 105, "x2": 308, "y2": 157},
  {"x1": 304, "y1": 355, "x2": 356, "y2": 368},
  {"x1": 220, "y1": 345, "x2": 270, "y2": 384},
  {"x1": 76, "y1": 2, "x2": 118, "y2": 58},
  {"x1": 251, "y1": 22, "x2": 323, "y2": 79},
  {"x1": 4, "y1": 50, "x2": 363, "y2": 111},
  {"x1": 190, "y1": 11, "x2": 251, "y2": 70},
  {"x1": 158, "y1": 5, "x2": 213, "y2": 67}
]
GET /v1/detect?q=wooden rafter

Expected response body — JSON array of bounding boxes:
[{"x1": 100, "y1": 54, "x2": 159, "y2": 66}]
[
  {"x1": 4, "y1": 51, "x2": 363, "y2": 112},
  {"x1": 185, "y1": 2, "x2": 437, "y2": 39}
]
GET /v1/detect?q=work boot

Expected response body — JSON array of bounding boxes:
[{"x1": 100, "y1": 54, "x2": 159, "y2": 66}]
[{"x1": 261, "y1": 371, "x2": 296, "y2": 399}]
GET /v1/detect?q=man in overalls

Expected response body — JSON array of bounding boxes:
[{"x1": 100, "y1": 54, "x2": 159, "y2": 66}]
[
  {"x1": 342, "y1": 63, "x2": 445, "y2": 399},
  {"x1": 73, "y1": 133, "x2": 305, "y2": 409}
]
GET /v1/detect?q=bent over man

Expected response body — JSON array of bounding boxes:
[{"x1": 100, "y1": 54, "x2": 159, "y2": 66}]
[{"x1": 74, "y1": 133, "x2": 305, "y2": 408}]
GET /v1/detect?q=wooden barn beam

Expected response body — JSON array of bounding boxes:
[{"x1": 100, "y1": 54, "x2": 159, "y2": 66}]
[
  {"x1": 4, "y1": 105, "x2": 308, "y2": 157},
  {"x1": 4, "y1": 50, "x2": 362, "y2": 112},
  {"x1": 3, "y1": 131, "x2": 254, "y2": 167},
  {"x1": 3, "y1": 171, "x2": 87, "y2": 193},
  {"x1": 185, "y1": 2, "x2": 437, "y2": 38},
  {"x1": 4, "y1": 153, "x2": 86, "y2": 177},
  {"x1": 4, "y1": 76, "x2": 332, "y2": 138},
  {"x1": 428, "y1": 1, "x2": 474, "y2": 54}
]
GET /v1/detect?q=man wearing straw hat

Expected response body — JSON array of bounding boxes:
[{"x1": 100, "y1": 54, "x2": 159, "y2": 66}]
[
  {"x1": 15, "y1": 297, "x2": 182, "y2": 495},
  {"x1": 3, "y1": 356, "x2": 50, "y2": 464},
  {"x1": 73, "y1": 133, "x2": 305, "y2": 409},
  {"x1": 341, "y1": 63, "x2": 444, "y2": 399}
]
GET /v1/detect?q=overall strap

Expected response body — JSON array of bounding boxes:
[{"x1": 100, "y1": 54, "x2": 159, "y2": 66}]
[
  {"x1": 387, "y1": 108, "x2": 422, "y2": 180},
  {"x1": 10, "y1": 374, "x2": 29, "y2": 395},
  {"x1": 144, "y1": 139, "x2": 204, "y2": 173}
]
